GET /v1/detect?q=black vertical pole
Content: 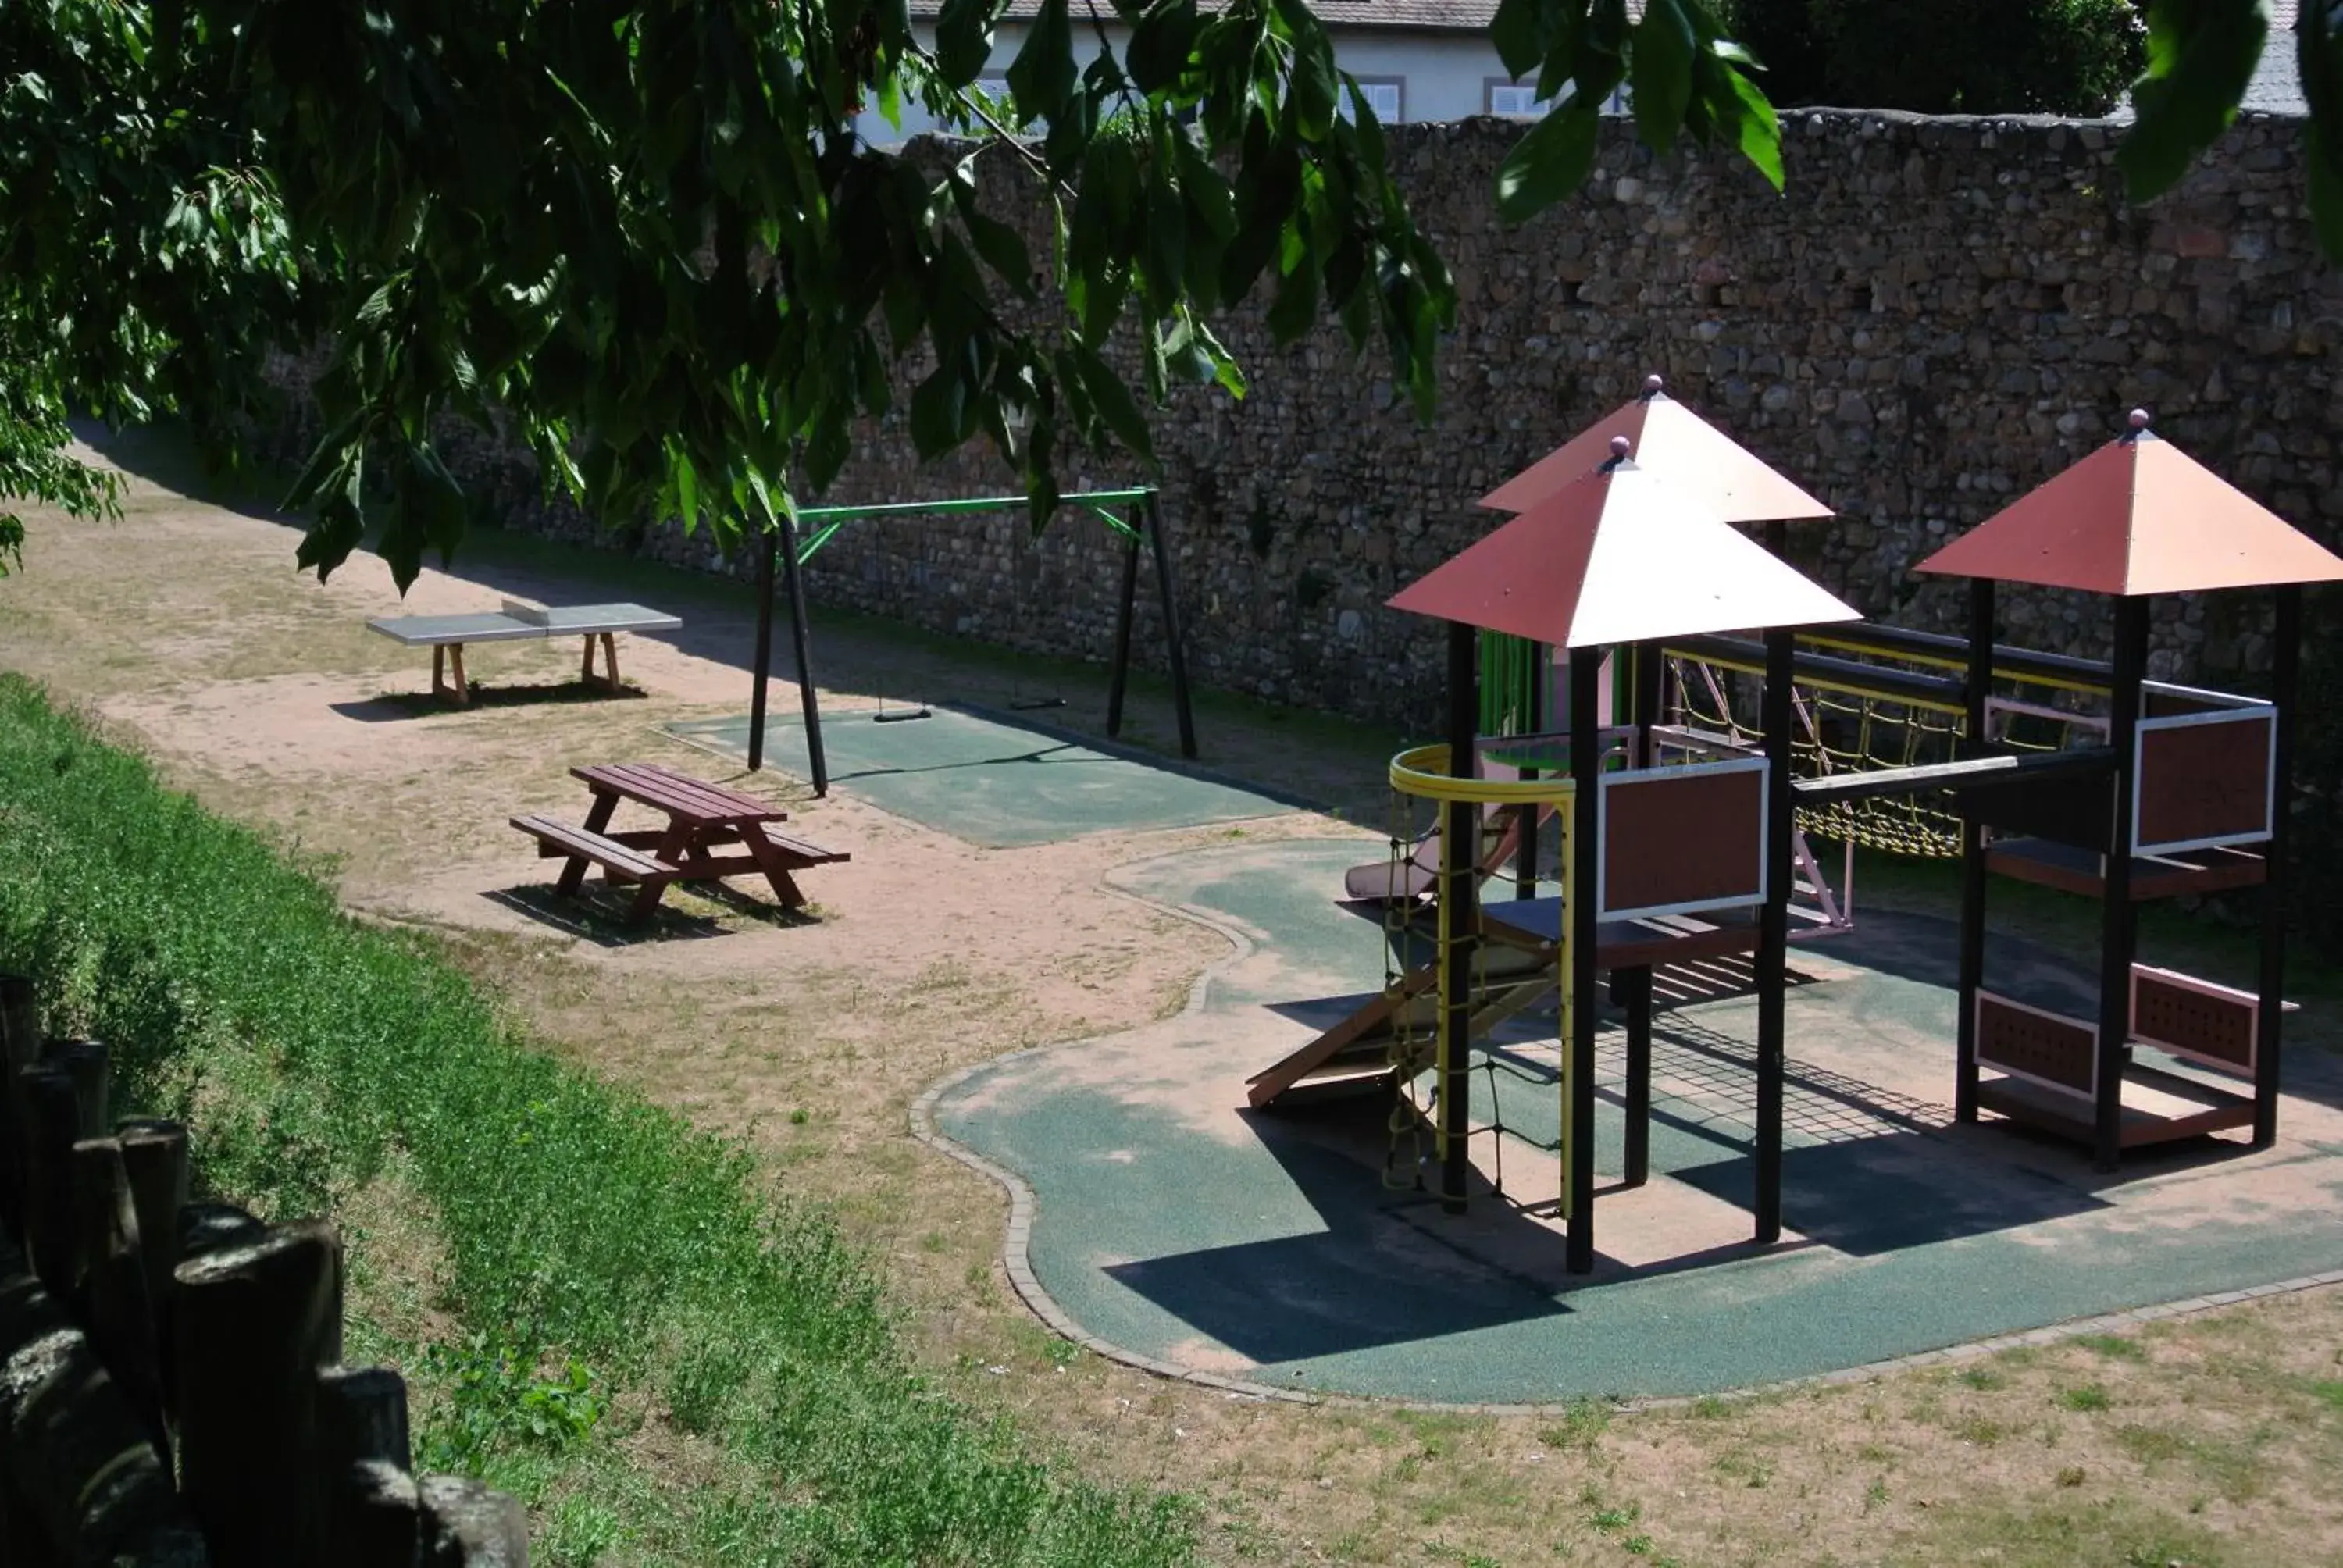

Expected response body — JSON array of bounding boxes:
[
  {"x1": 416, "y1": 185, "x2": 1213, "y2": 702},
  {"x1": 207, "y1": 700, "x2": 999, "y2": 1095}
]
[
  {"x1": 1622, "y1": 968, "x2": 1653, "y2": 1189},
  {"x1": 1621, "y1": 639, "x2": 1664, "y2": 1189},
  {"x1": 748, "y1": 531, "x2": 776, "y2": 773},
  {"x1": 1440, "y1": 620, "x2": 1480, "y2": 1215},
  {"x1": 1105, "y1": 508, "x2": 1143, "y2": 739},
  {"x1": 777, "y1": 506, "x2": 829, "y2": 797},
  {"x1": 1514, "y1": 639, "x2": 1546, "y2": 900},
  {"x1": 1955, "y1": 579, "x2": 1996, "y2": 1122},
  {"x1": 1755, "y1": 626, "x2": 1795, "y2": 1245},
  {"x1": 2254, "y1": 584, "x2": 2301, "y2": 1147},
  {"x1": 1145, "y1": 493, "x2": 1200, "y2": 759},
  {"x1": 2096, "y1": 595, "x2": 2150, "y2": 1171},
  {"x1": 1566, "y1": 645, "x2": 1603, "y2": 1274}
]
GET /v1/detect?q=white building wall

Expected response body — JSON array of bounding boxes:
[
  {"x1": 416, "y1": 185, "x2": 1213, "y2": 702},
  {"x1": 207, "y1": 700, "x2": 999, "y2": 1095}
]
[{"x1": 854, "y1": 23, "x2": 1529, "y2": 144}]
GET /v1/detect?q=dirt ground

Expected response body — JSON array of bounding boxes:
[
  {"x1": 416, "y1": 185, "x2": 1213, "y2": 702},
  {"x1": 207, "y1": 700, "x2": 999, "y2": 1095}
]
[{"x1": 4, "y1": 436, "x2": 2340, "y2": 1568}]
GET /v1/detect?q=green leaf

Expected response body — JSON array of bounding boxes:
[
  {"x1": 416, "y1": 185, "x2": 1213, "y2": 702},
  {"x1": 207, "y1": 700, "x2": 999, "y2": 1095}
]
[
  {"x1": 1008, "y1": 0, "x2": 1077, "y2": 123},
  {"x1": 909, "y1": 358, "x2": 968, "y2": 457},
  {"x1": 2302, "y1": 0, "x2": 2343, "y2": 234},
  {"x1": 1491, "y1": 0, "x2": 1551, "y2": 82},
  {"x1": 1175, "y1": 131, "x2": 1237, "y2": 237},
  {"x1": 1275, "y1": 0, "x2": 1339, "y2": 140},
  {"x1": 1264, "y1": 254, "x2": 1319, "y2": 342},
  {"x1": 2308, "y1": 134, "x2": 2343, "y2": 257},
  {"x1": 936, "y1": 0, "x2": 999, "y2": 85},
  {"x1": 1496, "y1": 102, "x2": 1601, "y2": 223},
  {"x1": 1631, "y1": 0, "x2": 1696, "y2": 151},
  {"x1": 1069, "y1": 342, "x2": 1157, "y2": 461},
  {"x1": 2118, "y1": 0, "x2": 2270, "y2": 201},
  {"x1": 1129, "y1": 0, "x2": 1199, "y2": 94}
]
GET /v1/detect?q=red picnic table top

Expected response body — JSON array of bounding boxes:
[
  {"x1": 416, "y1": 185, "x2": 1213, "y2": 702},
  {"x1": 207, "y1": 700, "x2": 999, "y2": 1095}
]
[{"x1": 572, "y1": 762, "x2": 786, "y2": 826}]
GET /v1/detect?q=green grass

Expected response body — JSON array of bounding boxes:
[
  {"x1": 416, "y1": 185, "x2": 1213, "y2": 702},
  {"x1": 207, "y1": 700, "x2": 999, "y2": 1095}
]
[{"x1": 0, "y1": 676, "x2": 1193, "y2": 1566}]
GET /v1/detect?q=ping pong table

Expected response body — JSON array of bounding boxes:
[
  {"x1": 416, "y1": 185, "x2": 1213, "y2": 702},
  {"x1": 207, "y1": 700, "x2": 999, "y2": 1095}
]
[{"x1": 366, "y1": 599, "x2": 682, "y2": 704}]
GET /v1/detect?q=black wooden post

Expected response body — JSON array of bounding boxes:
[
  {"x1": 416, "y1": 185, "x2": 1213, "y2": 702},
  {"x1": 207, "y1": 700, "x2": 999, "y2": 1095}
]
[
  {"x1": 2254, "y1": 584, "x2": 2301, "y2": 1146},
  {"x1": 1621, "y1": 639, "x2": 1664, "y2": 1188},
  {"x1": 1755, "y1": 627, "x2": 1795, "y2": 1245},
  {"x1": 1622, "y1": 968, "x2": 1653, "y2": 1188},
  {"x1": 1514, "y1": 639, "x2": 1549, "y2": 900},
  {"x1": 747, "y1": 532, "x2": 776, "y2": 773},
  {"x1": 1439, "y1": 620, "x2": 1479, "y2": 1215},
  {"x1": 1956, "y1": 578, "x2": 1996, "y2": 1123},
  {"x1": 0, "y1": 972, "x2": 39, "y2": 1232},
  {"x1": 174, "y1": 1221, "x2": 344, "y2": 1564},
  {"x1": 1145, "y1": 494, "x2": 1200, "y2": 760},
  {"x1": 777, "y1": 507, "x2": 829, "y2": 796},
  {"x1": 2096, "y1": 595, "x2": 2150, "y2": 1171},
  {"x1": 317, "y1": 1364, "x2": 422, "y2": 1567},
  {"x1": 1566, "y1": 645, "x2": 1603, "y2": 1274},
  {"x1": 1106, "y1": 507, "x2": 1144, "y2": 739}
]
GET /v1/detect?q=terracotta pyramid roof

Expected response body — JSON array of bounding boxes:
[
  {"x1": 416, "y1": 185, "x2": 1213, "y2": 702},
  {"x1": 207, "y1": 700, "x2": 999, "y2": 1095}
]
[
  {"x1": 1916, "y1": 412, "x2": 2343, "y2": 596},
  {"x1": 1392, "y1": 440, "x2": 1862, "y2": 647},
  {"x1": 1478, "y1": 376, "x2": 1833, "y2": 523}
]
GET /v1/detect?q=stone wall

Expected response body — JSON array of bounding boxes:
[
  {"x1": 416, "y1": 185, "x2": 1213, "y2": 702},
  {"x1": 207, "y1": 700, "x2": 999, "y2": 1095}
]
[{"x1": 429, "y1": 107, "x2": 2338, "y2": 741}]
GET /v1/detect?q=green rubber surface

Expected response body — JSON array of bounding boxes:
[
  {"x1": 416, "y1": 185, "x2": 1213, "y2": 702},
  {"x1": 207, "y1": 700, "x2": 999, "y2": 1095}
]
[
  {"x1": 933, "y1": 839, "x2": 2343, "y2": 1403},
  {"x1": 665, "y1": 707, "x2": 1298, "y2": 847}
]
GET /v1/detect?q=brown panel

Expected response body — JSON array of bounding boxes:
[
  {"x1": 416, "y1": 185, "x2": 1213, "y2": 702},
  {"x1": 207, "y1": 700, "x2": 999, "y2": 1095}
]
[
  {"x1": 1603, "y1": 768, "x2": 1763, "y2": 916},
  {"x1": 1977, "y1": 992, "x2": 2095, "y2": 1097},
  {"x1": 2136, "y1": 713, "x2": 2273, "y2": 850},
  {"x1": 2131, "y1": 967, "x2": 2258, "y2": 1077}
]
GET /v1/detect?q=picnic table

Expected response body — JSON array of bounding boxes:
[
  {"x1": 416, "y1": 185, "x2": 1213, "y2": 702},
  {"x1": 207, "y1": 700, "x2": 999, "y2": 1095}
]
[{"x1": 511, "y1": 762, "x2": 849, "y2": 924}]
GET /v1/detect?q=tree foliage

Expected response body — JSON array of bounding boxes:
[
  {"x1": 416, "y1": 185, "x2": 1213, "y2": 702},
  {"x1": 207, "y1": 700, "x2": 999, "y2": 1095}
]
[
  {"x1": 1726, "y1": 0, "x2": 2145, "y2": 116},
  {"x1": 0, "y1": 1, "x2": 2326, "y2": 585}
]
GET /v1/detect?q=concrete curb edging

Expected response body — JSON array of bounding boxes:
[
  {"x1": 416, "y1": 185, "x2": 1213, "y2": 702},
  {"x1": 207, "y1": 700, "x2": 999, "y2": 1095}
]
[{"x1": 908, "y1": 845, "x2": 2343, "y2": 1417}]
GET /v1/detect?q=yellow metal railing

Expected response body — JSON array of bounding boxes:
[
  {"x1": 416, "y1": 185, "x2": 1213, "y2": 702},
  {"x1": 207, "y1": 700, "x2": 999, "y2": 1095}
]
[{"x1": 1386, "y1": 744, "x2": 1578, "y2": 1210}]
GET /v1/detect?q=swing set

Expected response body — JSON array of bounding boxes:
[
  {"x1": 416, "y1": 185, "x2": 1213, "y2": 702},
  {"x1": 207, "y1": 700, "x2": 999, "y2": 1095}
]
[{"x1": 744, "y1": 487, "x2": 1199, "y2": 793}]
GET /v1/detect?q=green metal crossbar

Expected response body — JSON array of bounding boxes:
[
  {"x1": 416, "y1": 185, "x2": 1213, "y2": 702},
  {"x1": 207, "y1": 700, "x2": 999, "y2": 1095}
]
[{"x1": 791, "y1": 488, "x2": 1154, "y2": 563}]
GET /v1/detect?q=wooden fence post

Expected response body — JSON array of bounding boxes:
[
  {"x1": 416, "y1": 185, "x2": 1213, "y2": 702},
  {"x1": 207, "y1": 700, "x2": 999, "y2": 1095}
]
[
  {"x1": 0, "y1": 1233, "x2": 198, "y2": 1563},
  {"x1": 174, "y1": 1221, "x2": 344, "y2": 1564},
  {"x1": 71, "y1": 1135, "x2": 166, "y2": 1455},
  {"x1": 420, "y1": 1474, "x2": 530, "y2": 1566},
  {"x1": 0, "y1": 973, "x2": 38, "y2": 1234},
  {"x1": 319, "y1": 1363, "x2": 423, "y2": 1567},
  {"x1": 19, "y1": 1042, "x2": 109, "y2": 1301}
]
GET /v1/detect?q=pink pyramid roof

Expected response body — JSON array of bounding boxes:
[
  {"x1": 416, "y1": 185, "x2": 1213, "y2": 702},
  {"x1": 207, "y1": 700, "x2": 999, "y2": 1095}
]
[
  {"x1": 1917, "y1": 415, "x2": 2343, "y2": 596},
  {"x1": 1393, "y1": 444, "x2": 1861, "y2": 647},
  {"x1": 1478, "y1": 377, "x2": 1833, "y2": 524}
]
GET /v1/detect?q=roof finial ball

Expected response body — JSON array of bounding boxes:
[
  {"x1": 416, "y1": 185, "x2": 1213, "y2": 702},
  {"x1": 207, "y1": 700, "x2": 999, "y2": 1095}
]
[
  {"x1": 1645, "y1": 373, "x2": 1665, "y2": 396},
  {"x1": 1610, "y1": 434, "x2": 1633, "y2": 463},
  {"x1": 2129, "y1": 408, "x2": 2152, "y2": 433}
]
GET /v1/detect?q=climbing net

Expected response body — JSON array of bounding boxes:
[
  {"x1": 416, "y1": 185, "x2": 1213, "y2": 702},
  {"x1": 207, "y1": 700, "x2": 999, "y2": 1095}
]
[{"x1": 1666, "y1": 654, "x2": 2106, "y2": 860}]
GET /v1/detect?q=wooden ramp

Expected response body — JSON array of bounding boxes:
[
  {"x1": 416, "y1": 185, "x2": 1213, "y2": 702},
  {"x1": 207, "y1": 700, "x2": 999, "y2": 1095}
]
[{"x1": 1247, "y1": 946, "x2": 1556, "y2": 1110}]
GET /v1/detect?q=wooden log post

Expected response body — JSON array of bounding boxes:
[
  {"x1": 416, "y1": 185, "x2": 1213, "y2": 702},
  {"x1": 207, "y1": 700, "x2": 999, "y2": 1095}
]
[
  {"x1": 116, "y1": 1121, "x2": 188, "y2": 1388},
  {"x1": 0, "y1": 1232, "x2": 198, "y2": 1563},
  {"x1": 0, "y1": 973, "x2": 38, "y2": 1234},
  {"x1": 174, "y1": 1220, "x2": 344, "y2": 1565},
  {"x1": 420, "y1": 1474, "x2": 531, "y2": 1567},
  {"x1": 70, "y1": 1135, "x2": 166, "y2": 1457},
  {"x1": 19, "y1": 1042, "x2": 109, "y2": 1302},
  {"x1": 319, "y1": 1363, "x2": 423, "y2": 1568}
]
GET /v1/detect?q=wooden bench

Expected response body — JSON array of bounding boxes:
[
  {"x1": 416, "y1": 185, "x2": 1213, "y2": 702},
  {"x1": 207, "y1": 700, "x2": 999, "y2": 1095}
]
[
  {"x1": 509, "y1": 814, "x2": 683, "y2": 924},
  {"x1": 757, "y1": 824, "x2": 851, "y2": 869}
]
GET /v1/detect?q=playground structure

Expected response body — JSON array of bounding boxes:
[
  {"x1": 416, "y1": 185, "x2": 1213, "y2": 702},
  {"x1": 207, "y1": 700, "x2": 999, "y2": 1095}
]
[
  {"x1": 745, "y1": 489, "x2": 1196, "y2": 794},
  {"x1": 1253, "y1": 426, "x2": 1861, "y2": 1273},
  {"x1": 1259, "y1": 384, "x2": 2343, "y2": 1274}
]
